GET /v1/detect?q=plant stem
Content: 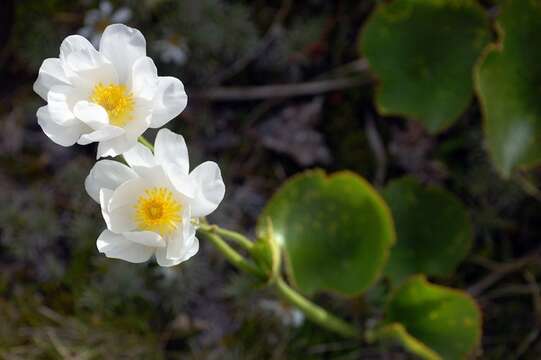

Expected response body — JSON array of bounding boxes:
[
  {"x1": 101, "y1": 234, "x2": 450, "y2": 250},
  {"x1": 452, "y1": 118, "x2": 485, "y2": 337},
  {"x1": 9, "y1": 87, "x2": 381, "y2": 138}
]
[
  {"x1": 274, "y1": 276, "x2": 361, "y2": 339},
  {"x1": 198, "y1": 224, "x2": 254, "y2": 251},
  {"x1": 138, "y1": 136, "x2": 154, "y2": 151},
  {"x1": 365, "y1": 323, "x2": 441, "y2": 360},
  {"x1": 198, "y1": 230, "x2": 264, "y2": 279}
]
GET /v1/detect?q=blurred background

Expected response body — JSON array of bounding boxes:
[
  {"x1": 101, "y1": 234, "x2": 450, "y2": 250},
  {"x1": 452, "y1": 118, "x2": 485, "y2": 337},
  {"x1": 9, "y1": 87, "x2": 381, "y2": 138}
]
[{"x1": 1, "y1": 0, "x2": 540, "y2": 358}]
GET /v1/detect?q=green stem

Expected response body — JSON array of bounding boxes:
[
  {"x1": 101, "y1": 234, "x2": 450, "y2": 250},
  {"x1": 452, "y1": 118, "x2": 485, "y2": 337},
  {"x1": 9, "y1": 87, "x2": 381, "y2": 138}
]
[
  {"x1": 138, "y1": 136, "x2": 154, "y2": 151},
  {"x1": 365, "y1": 323, "x2": 441, "y2": 360},
  {"x1": 275, "y1": 276, "x2": 361, "y2": 339},
  {"x1": 198, "y1": 224, "x2": 254, "y2": 251},
  {"x1": 198, "y1": 230, "x2": 264, "y2": 278}
]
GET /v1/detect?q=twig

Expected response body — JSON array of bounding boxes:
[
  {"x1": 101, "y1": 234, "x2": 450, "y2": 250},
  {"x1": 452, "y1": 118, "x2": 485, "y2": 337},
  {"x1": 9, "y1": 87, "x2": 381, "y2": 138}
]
[
  {"x1": 481, "y1": 284, "x2": 536, "y2": 301},
  {"x1": 524, "y1": 271, "x2": 541, "y2": 323},
  {"x1": 514, "y1": 172, "x2": 541, "y2": 203},
  {"x1": 191, "y1": 76, "x2": 367, "y2": 101},
  {"x1": 515, "y1": 329, "x2": 539, "y2": 359},
  {"x1": 468, "y1": 247, "x2": 541, "y2": 296},
  {"x1": 365, "y1": 113, "x2": 387, "y2": 187}
]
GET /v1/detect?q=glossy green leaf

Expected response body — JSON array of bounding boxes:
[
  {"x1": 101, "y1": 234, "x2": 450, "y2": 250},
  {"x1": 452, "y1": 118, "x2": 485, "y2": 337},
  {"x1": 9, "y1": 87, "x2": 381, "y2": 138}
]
[
  {"x1": 475, "y1": 0, "x2": 541, "y2": 177},
  {"x1": 258, "y1": 170, "x2": 395, "y2": 296},
  {"x1": 361, "y1": 0, "x2": 490, "y2": 133},
  {"x1": 384, "y1": 275, "x2": 482, "y2": 360},
  {"x1": 382, "y1": 177, "x2": 472, "y2": 282}
]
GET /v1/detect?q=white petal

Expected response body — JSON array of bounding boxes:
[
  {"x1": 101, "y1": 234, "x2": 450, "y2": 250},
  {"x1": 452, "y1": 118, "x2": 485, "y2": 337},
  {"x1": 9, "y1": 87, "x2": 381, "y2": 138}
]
[
  {"x1": 96, "y1": 230, "x2": 154, "y2": 263},
  {"x1": 47, "y1": 85, "x2": 77, "y2": 124},
  {"x1": 189, "y1": 161, "x2": 226, "y2": 217},
  {"x1": 65, "y1": 51, "x2": 118, "y2": 90},
  {"x1": 167, "y1": 166, "x2": 197, "y2": 199},
  {"x1": 123, "y1": 101, "x2": 151, "y2": 139},
  {"x1": 78, "y1": 126, "x2": 124, "y2": 145},
  {"x1": 85, "y1": 159, "x2": 138, "y2": 203},
  {"x1": 60, "y1": 35, "x2": 96, "y2": 62},
  {"x1": 59, "y1": 35, "x2": 117, "y2": 91},
  {"x1": 184, "y1": 236, "x2": 200, "y2": 260},
  {"x1": 123, "y1": 143, "x2": 156, "y2": 168},
  {"x1": 109, "y1": 177, "x2": 146, "y2": 211},
  {"x1": 96, "y1": 136, "x2": 137, "y2": 159},
  {"x1": 108, "y1": 204, "x2": 136, "y2": 233},
  {"x1": 124, "y1": 231, "x2": 165, "y2": 247},
  {"x1": 155, "y1": 247, "x2": 182, "y2": 267},
  {"x1": 34, "y1": 58, "x2": 70, "y2": 100},
  {"x1": 154, "y1": 128, "x2": 189, "y2": 174},
  {"x1": 131, "y1": 165, "x2": 170, "y2": 188},
  {"x1": 73, "y1": 101, "x2": 108, "y2": 129},
  {"x1": 130, "y1": 57, "x2": 158, "y2": 100},
  {"x1": 37, "y1": 106, "x2": 87, "y2": 146},
  {"x1": 150, "y1": 76, "x2": 187, "y2": 128},
  {"x1": 166, "y1": 220, "x2": 197, "y2": 260},
  {"x1": 99, "y1": 188, "x2": 114, "y2": 229},
  {"x1": 99, "y1": 24, "x2": 146, "y2": 84}
]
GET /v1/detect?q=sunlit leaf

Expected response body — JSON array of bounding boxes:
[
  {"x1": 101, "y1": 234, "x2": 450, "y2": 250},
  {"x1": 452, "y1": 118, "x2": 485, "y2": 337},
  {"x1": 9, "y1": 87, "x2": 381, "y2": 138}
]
[
  {"x1": 475, "y1": 0, "x2": 541, "y2": 177},
  {"x1": 361, "y1": 0, "x2": 490, "y2": 133},
  {"x1": 382, "y1": 177, "x2": 473, "y2": 282},
  {"x1": 258, "y1": 170, "x2": 395, "y2": 296}
]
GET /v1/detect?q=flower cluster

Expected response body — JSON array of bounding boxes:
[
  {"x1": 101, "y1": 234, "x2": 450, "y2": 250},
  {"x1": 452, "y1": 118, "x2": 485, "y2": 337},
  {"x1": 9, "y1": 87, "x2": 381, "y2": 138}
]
[{"x1": 34, "y1": 24, "x2": 225, "y2": 267}]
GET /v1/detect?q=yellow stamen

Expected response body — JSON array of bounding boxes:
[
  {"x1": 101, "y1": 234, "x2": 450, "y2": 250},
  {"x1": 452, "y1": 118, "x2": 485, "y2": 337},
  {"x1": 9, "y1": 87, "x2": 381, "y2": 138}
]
[
  {"x1": 135, "y1": 187, "x2": 182, "y2": 236},
  {"x1": 90, "y1": 82, "x2": 134, "y2": 127}
]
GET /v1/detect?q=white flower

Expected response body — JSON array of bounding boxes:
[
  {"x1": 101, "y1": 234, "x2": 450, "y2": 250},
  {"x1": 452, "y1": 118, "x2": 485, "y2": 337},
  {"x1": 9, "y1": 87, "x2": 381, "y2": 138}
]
[
  {"x1": 85, "y1": 128, "x2": 225, "y2": 266},
  {"x1": 154, "y1": 35, "x2": 188, "y2": 66},
  {"x1": 79, "y1": 1, "x2": 132, "y2": 47},
  {"x1": 34, "y1": 24, "x2": 188, "y2": 158}
]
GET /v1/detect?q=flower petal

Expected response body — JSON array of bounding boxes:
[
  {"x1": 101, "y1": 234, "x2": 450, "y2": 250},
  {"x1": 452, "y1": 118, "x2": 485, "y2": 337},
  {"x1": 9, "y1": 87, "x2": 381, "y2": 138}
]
[
  {"x1": 189, "y1": 161, "x2": 226, "y2": 217},
  {"x1": 130, "y1": 56, "x2": 158, "y2": 100},
  {"x1": 34, "y1": 58, "x2": 70, "y2": 100},
  {"x1": 166, "y1": 220, "x2": 197, "y2": 260},
  {"x1": 96, "y1": 135, "x2": 137, "y2": 159},
  {"x1": 97, "y1": 229, "x2": 154, "y2": 263},
  {"x1": 99, "y1": 24, "x2": 146, "y2": 84},
  {"x1": 85, "y1": 159, "x2": 137, "y2": 202},
  {"x1": 65, "y1": 51, "x2": 117, "y2": 91},
  {"x1": 109, "y1": 177, "x2": 146, "y2": 211},
  {"x1": 73, "y1": 100, "x2": 109, "y2": 129},
  {"x1": 47, "y1": 85, "x2": 78, "y2": 124},
  {"x1": 154, "y1": 128, "x2": 189, "y2": 174},
  {"x1": 99, "y1": 188, "x2": 114, "y2": 229},
  {"x1": 123, "y1": 143, "x2": 156, "y2": 168},
  {"x1": 59, "y1": 35, "x2": 117, "y2": 90},
  {"x1": 150, "y1": 76, "x2": 187, "y2": 128},
  {"x1": 155, "y1": 247, "x2": 182, "y2": 267},
  {"x1": 78, "y1": 126, "x2": 125, "y2": 145},
  {"x1": 108, "y1": 204, "x2": 136, "y2": 233},
  {"x1": 124, "y1": 231, "x2": 165, "y2": 247},
  {"x1": 37, "y1": 106, "x2": 87, "y2": 147},
  {"x1": 60, "y1": 35, "x2": 96, "y2": 62}
]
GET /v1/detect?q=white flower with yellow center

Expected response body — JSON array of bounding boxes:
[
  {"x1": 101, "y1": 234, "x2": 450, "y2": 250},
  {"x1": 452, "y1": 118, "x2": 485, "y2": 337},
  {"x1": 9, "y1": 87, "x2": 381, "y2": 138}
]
[
  {"x1": 85, "y1": 129, "x2": 225, "y2": 266},
  {"x1": 34, "y1": 24, "x2": 187, "y2": 158}
]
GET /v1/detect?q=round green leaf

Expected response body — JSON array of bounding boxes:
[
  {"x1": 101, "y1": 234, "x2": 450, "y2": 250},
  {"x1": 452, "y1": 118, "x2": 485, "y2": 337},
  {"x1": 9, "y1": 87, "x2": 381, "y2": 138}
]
[
  {"x1": 258, "y1": 170, "x2": 395, "y2": 296},
  {"x1": 475, "y1": 0, "x2": 541, "y2": 177},
  {"x1": 385, "y1": 275, "x2": 482, "y2": 360},
  {"x1": 382, "y1": 177, "x2": 472, "y2": 283},
  {"x1": 361, "y1": 0, "x2": 490, "y2": 133}
]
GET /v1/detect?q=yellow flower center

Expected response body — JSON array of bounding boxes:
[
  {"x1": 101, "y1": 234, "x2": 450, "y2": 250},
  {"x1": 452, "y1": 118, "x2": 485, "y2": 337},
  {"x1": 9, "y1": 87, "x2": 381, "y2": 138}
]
[
  {"x1": 135, "y1": 187, "x2": 182, "y2": 236},
  {"x1": 90, "y1": 83, "x2": 134, "y2": 127}
]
